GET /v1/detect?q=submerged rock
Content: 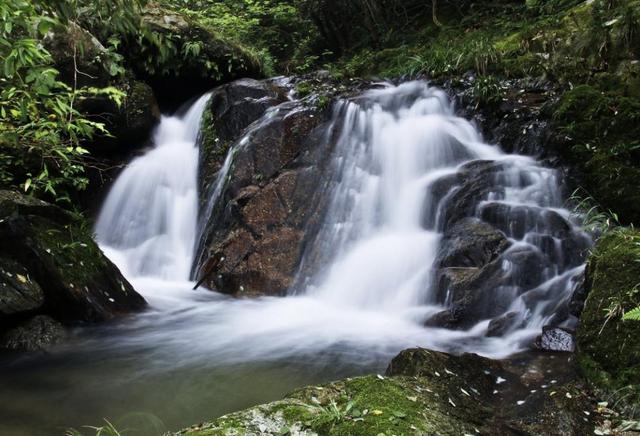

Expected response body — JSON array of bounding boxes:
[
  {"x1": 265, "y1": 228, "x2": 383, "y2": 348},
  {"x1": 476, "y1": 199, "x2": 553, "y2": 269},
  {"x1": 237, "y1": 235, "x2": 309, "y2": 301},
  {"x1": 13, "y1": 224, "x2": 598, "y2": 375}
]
[{"x1": 0, "y1": 190, "x2": 146, "y2": 348}]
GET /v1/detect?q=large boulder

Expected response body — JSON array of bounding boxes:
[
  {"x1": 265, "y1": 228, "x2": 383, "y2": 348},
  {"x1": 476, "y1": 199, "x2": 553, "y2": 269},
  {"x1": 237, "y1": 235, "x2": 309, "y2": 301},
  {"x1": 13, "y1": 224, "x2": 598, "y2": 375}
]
[
  {"x1": 577, "y1": 228, "x2": 640, "y2": 407},
  {"x1": 194, "y1": 86, "x2": 333, "y2": 296},
  {"x1": 174, "y1": 348, "x2": 595, "y2": 436},
  {"x1": 0, "y1": 190, "x2": 146, "y2": 349}
]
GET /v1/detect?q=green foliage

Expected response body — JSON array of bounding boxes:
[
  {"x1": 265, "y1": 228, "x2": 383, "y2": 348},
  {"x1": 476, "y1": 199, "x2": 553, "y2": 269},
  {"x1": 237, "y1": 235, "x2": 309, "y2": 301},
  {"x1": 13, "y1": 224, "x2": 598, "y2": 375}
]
[
  {"x1": 472, "y1": 75, "x2": 505, "y2": 106},
  {"x1": 624, "y1": 306, "x2": 640, "y2": 321},
  {"x1": 0, "y1": 0, "x2": 127, "y2": 204},
  {"x1": 159, "y1": 0, "x2": 314, "y2": 74}
]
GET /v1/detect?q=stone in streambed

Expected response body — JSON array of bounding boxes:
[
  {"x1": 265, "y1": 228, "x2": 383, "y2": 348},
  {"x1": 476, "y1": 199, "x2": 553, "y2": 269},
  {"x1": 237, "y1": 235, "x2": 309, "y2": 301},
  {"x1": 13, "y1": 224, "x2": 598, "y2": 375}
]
[
  {"x1": 0, "y1": 316, "x2": 66, "y2": 352},
  {"x1": 534, "y1": 326, "x2": 576, "y2": 352}
]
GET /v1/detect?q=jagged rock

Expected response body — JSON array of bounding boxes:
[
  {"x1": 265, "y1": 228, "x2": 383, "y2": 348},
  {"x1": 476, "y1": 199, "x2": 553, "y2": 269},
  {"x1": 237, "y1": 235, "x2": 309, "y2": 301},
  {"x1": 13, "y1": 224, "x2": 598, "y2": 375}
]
[
  {"x1": 534, "y1": 326, "x2": 575, "y2": 352},
  {"x1": 0, "y1": 190, "x2": 146, "y2": 329},
  {"x1": 199, "y1": 78, "x2": 287, "y2": 192},
  {"x1": 437, "y1": 217, "x2": 511, "y2": 268},
  {"x1": 0, "y1": 316, "x2": 66, "y2": 352}
]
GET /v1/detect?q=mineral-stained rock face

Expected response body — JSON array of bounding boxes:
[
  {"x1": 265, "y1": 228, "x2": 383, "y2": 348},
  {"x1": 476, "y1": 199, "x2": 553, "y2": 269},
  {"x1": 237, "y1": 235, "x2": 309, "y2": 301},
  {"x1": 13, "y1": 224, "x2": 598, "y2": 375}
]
[
  {"x1": 194, "y1": 79, "x2": 334, "y2": 296},
  {"x1": 0, "y1": 190, "x2": 146, "y2": 349}
]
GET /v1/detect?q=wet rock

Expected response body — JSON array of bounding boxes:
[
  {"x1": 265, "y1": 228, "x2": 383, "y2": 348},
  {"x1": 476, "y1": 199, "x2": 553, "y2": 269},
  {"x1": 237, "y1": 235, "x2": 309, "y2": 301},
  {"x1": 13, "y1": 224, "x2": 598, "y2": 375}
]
[
  {"x1": 480, "y1": 201, "x2": 572, "y2": 240},
  {"x1": 568, "y1": 269, "x2": 587, "y2": 317},
  {"x1": 0, "y1": 190, "x2": 146, "y2": 328},
  {"x1": 0, "y1": 256, "x2": 45, "y2": 318},
  {"x1": 0, "y1": 316, "x2": 66, "y2": 352},
  {"x1": 486, "y1": 311, "x2": 521, "y2": 337},
  {"x1": 534, "y1": 326, "x2": 576, "y2": 352},
  {"x1": 199, "y1": 79, "x2": 287, "y2": 192},
  {"x1": 194, "y1": 90, "x2": 332, "y2": 296},
  {"x1": 437, "y1": 218, "x2": 511, "y2": 268},
  {"x1": 438, "y1": 160, "x2": 506, "y2": 229}
]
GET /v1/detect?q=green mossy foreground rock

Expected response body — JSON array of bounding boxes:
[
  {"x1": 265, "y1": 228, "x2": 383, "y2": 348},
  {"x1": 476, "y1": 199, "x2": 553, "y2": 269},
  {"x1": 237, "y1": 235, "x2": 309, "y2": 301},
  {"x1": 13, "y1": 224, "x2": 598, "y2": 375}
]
[
  {"x1": 577, "y1": 228, "x2": 640, "y2": 406},
  {"x1": 174, "y1": 348, "x2": 595, "y2": 436},
  {"x1": 0, "y1": 190, "x2": 146, "y2": 351}
]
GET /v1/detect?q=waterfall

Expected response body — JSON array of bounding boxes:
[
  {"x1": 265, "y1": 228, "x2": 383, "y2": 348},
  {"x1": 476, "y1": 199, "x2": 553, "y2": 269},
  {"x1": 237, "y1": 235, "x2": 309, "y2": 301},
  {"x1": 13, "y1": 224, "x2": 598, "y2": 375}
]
[
  {"x1": 91, "y1": 80, "x2": 589, "y2": 363},
  {"x1": 95, "y1": 93, "x2": 210, "y2": 282},
  {"x1": 296, "y1": 82, "x2": 589, "y2": 338}
]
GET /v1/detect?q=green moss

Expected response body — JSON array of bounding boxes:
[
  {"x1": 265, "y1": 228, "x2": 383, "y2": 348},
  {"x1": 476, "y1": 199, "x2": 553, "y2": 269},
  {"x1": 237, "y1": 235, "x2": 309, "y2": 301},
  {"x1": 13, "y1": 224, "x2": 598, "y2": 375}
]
[
  {"x1": 577, "y1": 228, "x2": 640, "y2": 407},
  {"x1": 175, "y1": 373, "x2": 489, "y2": 435},
  {"x1": 552, "y1": 85, "x2": 640, "y2": 223}
]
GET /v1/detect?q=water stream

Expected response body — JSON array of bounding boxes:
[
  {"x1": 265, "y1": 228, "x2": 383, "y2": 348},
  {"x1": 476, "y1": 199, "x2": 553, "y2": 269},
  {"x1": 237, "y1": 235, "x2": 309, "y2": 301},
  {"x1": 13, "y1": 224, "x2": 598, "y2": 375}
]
[{"x1": 0, "y1": 81, "x2": 589, "y2": 435}]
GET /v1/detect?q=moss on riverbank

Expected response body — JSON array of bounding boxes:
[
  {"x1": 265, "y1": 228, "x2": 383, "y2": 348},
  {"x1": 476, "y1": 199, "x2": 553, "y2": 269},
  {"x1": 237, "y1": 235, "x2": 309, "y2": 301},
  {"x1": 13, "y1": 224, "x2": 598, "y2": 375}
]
[{"x1": 577, "y1": 228, "x2": 640, "y2": 412}]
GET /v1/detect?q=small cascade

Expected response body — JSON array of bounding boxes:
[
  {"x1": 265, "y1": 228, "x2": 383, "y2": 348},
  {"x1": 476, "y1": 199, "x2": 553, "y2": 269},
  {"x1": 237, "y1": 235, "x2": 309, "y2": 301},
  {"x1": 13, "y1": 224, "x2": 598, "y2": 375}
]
[
  {"x1": 95, "y1": 93, "x2": 210, "y2": 281},
  {"x1": 297, "y1": 82, "x2": 590, "y2": 341}
]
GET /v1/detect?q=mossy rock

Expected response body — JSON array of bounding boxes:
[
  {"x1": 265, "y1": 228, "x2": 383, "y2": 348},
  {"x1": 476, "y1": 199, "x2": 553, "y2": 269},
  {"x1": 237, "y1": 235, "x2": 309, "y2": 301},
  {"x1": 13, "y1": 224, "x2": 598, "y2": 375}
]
[
  {"x1": 175, "y1": 348, "x2": 595, "y2": 435},
  {"x1": 577, "y1": 228, "x2": 640, "y2": 398},
  {"x1": 552, "y1": 85, "x2": 640, "y2": 224},
  {"x1": 0, "y1": 190, "x2": 146, "y2": 327}
]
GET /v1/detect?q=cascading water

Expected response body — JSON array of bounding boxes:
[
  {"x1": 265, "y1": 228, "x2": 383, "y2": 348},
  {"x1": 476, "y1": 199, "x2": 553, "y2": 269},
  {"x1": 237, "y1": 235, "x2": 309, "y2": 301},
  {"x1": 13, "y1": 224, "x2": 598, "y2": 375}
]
[
  {"x1": 95, "y1": 93, "x2": 210, "y2": 283},
  {"x1": 0, "y1": 80, "x2": 591, "y2": 436},
  {"x1": 294, "y1": 82, "x2": 590, "y2": 346}
]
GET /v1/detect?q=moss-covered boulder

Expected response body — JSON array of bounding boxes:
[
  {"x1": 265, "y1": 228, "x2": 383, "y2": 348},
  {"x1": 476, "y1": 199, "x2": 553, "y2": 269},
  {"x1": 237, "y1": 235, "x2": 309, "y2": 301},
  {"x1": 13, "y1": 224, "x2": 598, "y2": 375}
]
[
  {"x1": 174, "y1": 348, "x2": 595, "y2": 436},
  {"x1": 0, "y1": 190, "x2": 146, "y2": 351},
  {"x1": 577, "y1": 228, "x2": 640, "y2": 405}
]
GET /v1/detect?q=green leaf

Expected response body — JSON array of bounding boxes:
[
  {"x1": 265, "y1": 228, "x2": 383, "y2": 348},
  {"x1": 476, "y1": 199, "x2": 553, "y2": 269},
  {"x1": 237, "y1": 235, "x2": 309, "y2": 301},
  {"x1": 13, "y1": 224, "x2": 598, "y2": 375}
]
[{"x1": 623, "y1": 306, "x2": 640, "y2": 321}]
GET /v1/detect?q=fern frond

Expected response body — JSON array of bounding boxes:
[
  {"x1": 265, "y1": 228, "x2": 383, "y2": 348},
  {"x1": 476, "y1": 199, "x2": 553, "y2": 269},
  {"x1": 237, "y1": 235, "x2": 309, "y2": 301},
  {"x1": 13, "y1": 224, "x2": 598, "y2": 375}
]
[{"x1": 623, "y1": 306, "x2": 640, "y2": 321}]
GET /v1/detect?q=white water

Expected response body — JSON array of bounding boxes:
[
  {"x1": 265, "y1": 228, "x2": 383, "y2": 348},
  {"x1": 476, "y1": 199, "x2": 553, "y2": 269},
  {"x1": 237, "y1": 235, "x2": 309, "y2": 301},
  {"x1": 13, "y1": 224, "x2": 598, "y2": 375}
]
[
  {"x1": 96, "y1": 94, "x2": 211, "y2": 282},
  {"x1": 92, "y1": 81, "x2": 588, "y2": 370}
]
